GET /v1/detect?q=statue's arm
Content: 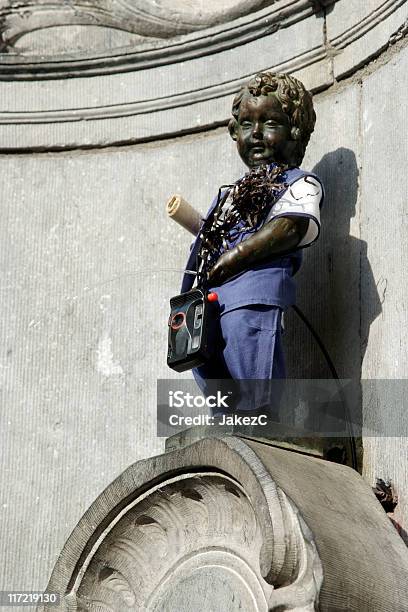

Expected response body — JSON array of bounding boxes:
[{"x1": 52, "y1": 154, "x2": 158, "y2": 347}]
[{"x1": 207, "y1": 216, "x2": 309, "y2": 285}]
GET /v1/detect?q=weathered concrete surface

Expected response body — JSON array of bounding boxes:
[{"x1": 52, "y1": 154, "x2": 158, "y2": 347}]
[
  {"x1": 360, "y1": 44, "x2": 408, "y2": 540},
  {"x1": 0, "y1": 133, "x2": 245, "y2": 593},
  {"x1": 289, "y1": 44, "x2": 408, "y2": 536},
  {"x1": 327, "y1": 0, "x2": 408, "y2": 78},
  {"x1": 285, "y1": 84, "x2": 363, "y2": 382}
]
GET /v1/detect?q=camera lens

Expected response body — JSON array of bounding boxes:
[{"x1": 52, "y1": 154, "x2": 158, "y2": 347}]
[{"x1": 171, "y1": 312, "x2": 186, "y2": 330}]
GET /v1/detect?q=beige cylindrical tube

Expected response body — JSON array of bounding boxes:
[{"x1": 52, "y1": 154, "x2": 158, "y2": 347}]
[{"x1": 166, "y1": 194, "x2": 203, "y2": 236}]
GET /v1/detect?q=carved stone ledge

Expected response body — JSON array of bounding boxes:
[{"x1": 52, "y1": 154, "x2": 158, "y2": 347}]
[
  {"x1": 327, "y1": 0, "x2": 408, "y2": 78},
  {"x1": 0, "y1": 1, "x2": 330, "y2": 150},
  {"x1": 38, "y1": 437, "x2": 408, "y2": 611},
  {"x1": 0, "y1": 0, "x2": 282, "y2": 50},
  {"x1": 64, "y1": 473, "x2": 321, "y2": 611},
  {"x1": 0, "y1": 0, "x2": 407, "y2": 150},
  {"x1": 0, "y1": 0, "x2": 320, "y2": 77}
]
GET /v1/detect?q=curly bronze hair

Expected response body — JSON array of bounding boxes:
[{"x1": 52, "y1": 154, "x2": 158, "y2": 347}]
[{"x1": 228, "y1": 72, "x2": 316, "y2": 165}]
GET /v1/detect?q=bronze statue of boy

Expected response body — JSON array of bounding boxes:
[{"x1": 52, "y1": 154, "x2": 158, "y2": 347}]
[{"x1": 180, "y1": 72, "x2": 323, "y2": 412}]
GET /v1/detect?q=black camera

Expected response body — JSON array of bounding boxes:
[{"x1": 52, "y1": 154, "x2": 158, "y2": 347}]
[{"x1": 167, "y1": 288, "x2": 219, "y2": 372}]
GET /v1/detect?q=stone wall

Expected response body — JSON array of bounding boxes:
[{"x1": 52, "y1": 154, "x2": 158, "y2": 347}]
[{"x1": 0, "y1": 0, "x2": 407, "y2": 595}]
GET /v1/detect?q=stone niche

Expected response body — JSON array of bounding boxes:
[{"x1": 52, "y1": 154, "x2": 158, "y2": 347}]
[
  {"x1": 0, "y1": 0, "x2": 338, "y2": 148},
  {"x1": 2, "y1": 0, "x2": 408, "y2": 602},
  {"x1": 38, "y1": 437, "x2": 408, "y2": 611}
]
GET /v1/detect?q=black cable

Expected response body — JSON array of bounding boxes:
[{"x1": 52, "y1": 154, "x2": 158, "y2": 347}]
[{"x1": 292, "y1": 304, "x2": 358, "y2": 471}]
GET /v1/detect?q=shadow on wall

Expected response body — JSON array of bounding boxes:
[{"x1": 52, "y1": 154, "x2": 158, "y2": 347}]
[{"x1": 284, "y1": 147, "x2": 382, "y2": 381}]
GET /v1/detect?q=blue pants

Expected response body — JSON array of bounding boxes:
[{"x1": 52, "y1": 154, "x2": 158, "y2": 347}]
[{"x1": 193, "y1": 305, "x2": 285, "y2": 413}]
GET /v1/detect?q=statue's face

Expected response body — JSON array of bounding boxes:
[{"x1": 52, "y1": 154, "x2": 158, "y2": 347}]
[{"x1": 233, "y1": 94, "x2": 295, "y2": 167}]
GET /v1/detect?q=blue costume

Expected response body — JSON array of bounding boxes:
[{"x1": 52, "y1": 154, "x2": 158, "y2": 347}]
[{"x1": 180, "y1": 166, "x2": 323, "y2": 413}]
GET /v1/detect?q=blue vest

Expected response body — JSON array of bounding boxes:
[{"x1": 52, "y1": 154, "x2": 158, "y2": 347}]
[{"x1": 181, "y1": 166, "x2": 321, "y2": 313}]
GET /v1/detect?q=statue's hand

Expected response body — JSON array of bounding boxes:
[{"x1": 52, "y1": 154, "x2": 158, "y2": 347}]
[{"x1": 207, "y1": 250, "x2": 240, "y2": 285}]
